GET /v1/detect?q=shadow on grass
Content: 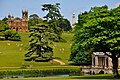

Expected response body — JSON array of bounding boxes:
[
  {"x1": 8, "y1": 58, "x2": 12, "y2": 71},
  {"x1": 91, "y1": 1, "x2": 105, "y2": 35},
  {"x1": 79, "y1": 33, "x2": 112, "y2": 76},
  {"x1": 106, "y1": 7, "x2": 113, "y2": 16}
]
[
  {"x1": 71, "y1": 74, "x2": 120, "y2": 79},
  {"x1": 53, "y1": 57, "x2": 62, "y2": 60}
]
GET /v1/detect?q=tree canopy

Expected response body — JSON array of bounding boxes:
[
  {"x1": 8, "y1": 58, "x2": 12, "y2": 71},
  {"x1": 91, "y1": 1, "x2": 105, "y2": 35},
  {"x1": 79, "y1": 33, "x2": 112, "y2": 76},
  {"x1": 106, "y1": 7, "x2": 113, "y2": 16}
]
[
  {"x1": 70, "y1": 5, "x2": 120, "y2": 78},
  {"x1": 0, "y1": 20, "x2": 21, "y2": 41},
  {"x1": 25, "y1": 19, "x2": 57, "y2": 62},
  {"x1": 29, "y1": 14, "x2": 39, "y2": 24},
  {"x1": 42, "y1": 3, "x2": 71, "y2": 37}
]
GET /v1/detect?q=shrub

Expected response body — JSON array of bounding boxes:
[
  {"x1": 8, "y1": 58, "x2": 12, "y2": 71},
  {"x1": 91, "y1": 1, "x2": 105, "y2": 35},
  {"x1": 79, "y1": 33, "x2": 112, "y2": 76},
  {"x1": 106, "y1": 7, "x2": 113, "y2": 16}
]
[
  {"x1": 10, "y1": 32, "x2": 21, "y2": 41},
  {"x1": 0, "y1": 68, "x2": 81, "y2": 78},
  {"x1": 35, "y1": 57, "x2": 50, "y2": 62}
]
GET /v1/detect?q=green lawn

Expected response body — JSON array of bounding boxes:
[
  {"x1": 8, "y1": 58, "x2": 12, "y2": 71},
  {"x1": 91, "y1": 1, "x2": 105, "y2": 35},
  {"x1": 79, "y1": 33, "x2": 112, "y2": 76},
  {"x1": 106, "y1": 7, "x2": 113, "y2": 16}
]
[
  {"x1": 53, "y1": 32, "x2": 74, "y2": 64},
  {"x1": 0, "y1": 32, "x2": 74, "y2": 69}
]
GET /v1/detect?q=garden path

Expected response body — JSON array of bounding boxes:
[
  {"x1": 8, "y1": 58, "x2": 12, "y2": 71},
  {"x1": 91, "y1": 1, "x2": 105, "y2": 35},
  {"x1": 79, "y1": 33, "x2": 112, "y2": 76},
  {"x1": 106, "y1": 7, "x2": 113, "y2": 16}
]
[{"x1": 53, "y1": 59, "x2": 65, "y2": 65}]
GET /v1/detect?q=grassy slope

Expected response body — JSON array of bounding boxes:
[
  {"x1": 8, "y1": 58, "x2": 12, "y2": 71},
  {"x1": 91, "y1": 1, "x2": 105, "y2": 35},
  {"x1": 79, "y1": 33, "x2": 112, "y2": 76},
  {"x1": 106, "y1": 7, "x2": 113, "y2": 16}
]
[
  {"x1": 0, "y1": 32, "x2": 74, "y2": 68},
  {"x1": 53, "y1": 32, "x2": 74, "y2": 64},
  {"x1": 0, "y1": 32, "x2": 29, "y2": 67}
]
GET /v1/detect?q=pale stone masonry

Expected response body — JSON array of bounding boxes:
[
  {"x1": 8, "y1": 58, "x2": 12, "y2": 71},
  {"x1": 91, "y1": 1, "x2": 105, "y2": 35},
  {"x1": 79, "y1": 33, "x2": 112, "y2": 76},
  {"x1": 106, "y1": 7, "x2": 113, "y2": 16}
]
[{"x1": 81, "y1": 52, "x2": 120, "y2": 74}]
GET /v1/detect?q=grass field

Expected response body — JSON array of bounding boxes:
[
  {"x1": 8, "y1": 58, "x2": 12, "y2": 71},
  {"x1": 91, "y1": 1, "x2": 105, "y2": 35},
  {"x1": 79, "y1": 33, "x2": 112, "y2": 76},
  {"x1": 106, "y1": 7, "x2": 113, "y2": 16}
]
[
  {"x1": 0, "y1": 32, "x2": 74, "y2": 69},
  {"x1": 53, "y1": 32, "x2": 74, "y2": 64}
]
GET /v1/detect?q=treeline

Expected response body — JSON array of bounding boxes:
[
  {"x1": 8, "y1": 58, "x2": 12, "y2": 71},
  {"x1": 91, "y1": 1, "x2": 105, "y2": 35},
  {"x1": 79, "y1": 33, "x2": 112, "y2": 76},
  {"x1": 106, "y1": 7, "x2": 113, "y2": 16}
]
[
  {"x1": 28, "y1": 14, "x2": 72, "y2": 32},
  {"x1": 70, "y1": 5, "x2": 120, "y2": 78},
  {"x1": 0, "y1": 19, "x2": 21, "y2": 41}
]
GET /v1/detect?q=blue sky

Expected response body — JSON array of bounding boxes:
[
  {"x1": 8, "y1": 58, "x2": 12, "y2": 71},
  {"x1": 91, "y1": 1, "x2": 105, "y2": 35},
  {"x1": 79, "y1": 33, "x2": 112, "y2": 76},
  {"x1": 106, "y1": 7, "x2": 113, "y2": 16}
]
[{"x1": 1, "y1": 0, "x2": 120, "y2": 23}]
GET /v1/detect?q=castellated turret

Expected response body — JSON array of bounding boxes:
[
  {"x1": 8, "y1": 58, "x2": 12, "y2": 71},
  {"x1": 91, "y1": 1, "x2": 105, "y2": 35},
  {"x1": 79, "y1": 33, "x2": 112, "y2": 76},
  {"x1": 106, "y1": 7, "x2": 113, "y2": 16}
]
[
  {"x1": 7, "y1": 10, "x2": 28, "y2": 32},
  {"x1": 22, "y1": 9, "x2": 28, "y2": 21}
]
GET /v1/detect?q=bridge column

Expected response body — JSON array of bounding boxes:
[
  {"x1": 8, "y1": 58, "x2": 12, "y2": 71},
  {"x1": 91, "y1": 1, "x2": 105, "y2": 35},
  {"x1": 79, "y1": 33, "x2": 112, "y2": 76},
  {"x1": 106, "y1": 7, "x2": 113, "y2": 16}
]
[
  {"x1": 104, "y1": 57, "x2": 106, "y2": 68},
  {"x1": 92, "y1": 56, "x2": 95, "y2": 67},
  {"x1": 118, "y1": 58, "x2": 120, "y2": 68},
  {"x1": 108, "y1": 57, "x2": 112, "y2": 69},
  {"x1": 95, "y1": 56, "x2": 99, "y2": 68}
]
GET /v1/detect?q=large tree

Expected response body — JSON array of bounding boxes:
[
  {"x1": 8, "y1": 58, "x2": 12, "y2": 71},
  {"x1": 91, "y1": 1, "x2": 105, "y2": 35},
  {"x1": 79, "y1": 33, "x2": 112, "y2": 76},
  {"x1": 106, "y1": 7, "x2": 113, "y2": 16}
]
[
  {"x1": 42, "y1": 3, "x2": 64, "y2": 39},
  {"x1": 25, "y1": 3, "x2": 65, "y2": 61},
  {"x1": 25, "y1": 20, "x2": 57, "y2": 61},
  {"x1": 70, "y1": 5, "x2": 120, "y2": 78},
  {"x1": 29, "y1": 14, "x2": 39, "y2": 24}
]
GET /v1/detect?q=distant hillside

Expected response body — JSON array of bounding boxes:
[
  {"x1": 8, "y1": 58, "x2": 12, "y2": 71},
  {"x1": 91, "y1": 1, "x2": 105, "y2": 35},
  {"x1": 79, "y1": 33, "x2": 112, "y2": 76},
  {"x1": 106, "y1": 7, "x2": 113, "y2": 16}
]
[{"x1": 0, "y1": 32, "x2": 74, "y2": 68}]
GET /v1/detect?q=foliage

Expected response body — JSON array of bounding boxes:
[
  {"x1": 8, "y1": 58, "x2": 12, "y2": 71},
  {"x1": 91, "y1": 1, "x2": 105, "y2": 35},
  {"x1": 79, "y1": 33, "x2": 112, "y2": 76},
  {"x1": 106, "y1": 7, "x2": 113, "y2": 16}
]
[
  {"x1": 0, "y1": 21, "x2": 10, "y2": 32},
  {"x1": 10, "y1": 32, "x2": 21, "y2": 41},
  {"x1": 62, "y1": 18, "x2": 72, "y2": 31},
  {"x1": 0, "y1": 68, "x2": 80, "y2": 78},
  {"x1": 34, "y1": 57, "x2": 50, "y2": 62},
  {"x1": 29, "y1": 14, "x2": 39, "y2": 24},
  {"x1": 26, "y1": 3, "x2": 72, "y2": 62},
  {"x1": 25, "y1": 20, "x2": 57, "y2": 61},
  {"x1": 71, "y1": 49, "x2": 91, "y2": 65},
  {"x1": 2, "y1": 17, "x2": 8, "y2": 23},
  {"x1": 28, "y1": 19, "x2": 35, "y2": 30},
  {"x1": 70, "y1": 5, "x2": 120, "y2": 77},
  {"x1": 4, "y1": 29, "x2": 12, "y2": 40},
  {"x1": 42, "y1": 3, "x2": 64, "y2": 38},
  {"x1": 0, "y1": 21, "x2": 21, "y2": 41},
  {"x1": 28, "y1": 14, "x2": 40, "y2": 30}
]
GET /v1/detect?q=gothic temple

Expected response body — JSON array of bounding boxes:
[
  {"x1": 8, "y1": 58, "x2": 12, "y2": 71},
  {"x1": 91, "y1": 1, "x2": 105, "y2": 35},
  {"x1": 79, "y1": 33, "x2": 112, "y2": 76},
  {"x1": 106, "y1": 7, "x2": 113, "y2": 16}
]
[{"x1": 7, "y1": 10, "x2": 28, "y2": 32}]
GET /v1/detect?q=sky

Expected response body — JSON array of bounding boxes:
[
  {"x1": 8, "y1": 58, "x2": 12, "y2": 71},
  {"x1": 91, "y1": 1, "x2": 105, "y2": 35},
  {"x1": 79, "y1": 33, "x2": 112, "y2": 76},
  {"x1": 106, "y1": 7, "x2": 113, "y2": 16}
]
[{"x1": 1, "y1": 0, "x2": 120, "y2": 23}]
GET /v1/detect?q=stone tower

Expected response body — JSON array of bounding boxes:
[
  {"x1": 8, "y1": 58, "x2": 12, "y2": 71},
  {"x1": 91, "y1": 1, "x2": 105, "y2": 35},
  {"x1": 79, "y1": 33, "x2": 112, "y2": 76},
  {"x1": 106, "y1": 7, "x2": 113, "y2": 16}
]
[
  {"x1": 22, "y1": 9, "x2": 28, "y2": 20},
  {"x1": 22, "y1": 9, "x2": 28, "y2": 32},
  {"x1": 72, "y1": 13, "x2": 75, "y2": 29}
]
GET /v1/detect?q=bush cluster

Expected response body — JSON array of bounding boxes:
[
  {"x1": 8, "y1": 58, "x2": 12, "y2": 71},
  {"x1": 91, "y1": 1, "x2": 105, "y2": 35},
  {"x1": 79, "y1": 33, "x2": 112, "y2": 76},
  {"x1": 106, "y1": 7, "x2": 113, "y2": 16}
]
[{"x1": 0, "y1": 68, "x2": 81, "y2": 78}]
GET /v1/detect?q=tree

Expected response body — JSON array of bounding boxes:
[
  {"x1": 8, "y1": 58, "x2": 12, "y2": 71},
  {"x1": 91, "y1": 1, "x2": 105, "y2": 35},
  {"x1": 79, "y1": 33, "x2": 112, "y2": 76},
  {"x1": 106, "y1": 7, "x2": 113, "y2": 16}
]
[
  {"x1": 29, "y1": 14, "x2": 39, "y2": 24},
  {"x1": 62, "y1": 19, "x2": 72, "y2": 31},
  {"x1": 70, "y1": 5, "x2": 120, "y2": 78},
  {"x1": 42, "y1": 3, "x2": 64, "y2": 39},
  {"x1": 2, "y1": 17, "x2": 8, "y2": 23},
  {"x1": 25, "y1": 20, "x2": 57, "y2": 61},
  {"x1": 28, "y1": 14, "x2": 40, "y2": 30},
  {"x1": 28, "y1": 19, "x2": 35, "y2": 30},
  {"x1": 4, "y1": 29, "x2": 12, "y2": 40},
  {"x1": 0, "y1": 21, "x2": 10, "y2": 32},
  {"x1": 0, "y1": 20, "x2": 21, "y2": 41}
]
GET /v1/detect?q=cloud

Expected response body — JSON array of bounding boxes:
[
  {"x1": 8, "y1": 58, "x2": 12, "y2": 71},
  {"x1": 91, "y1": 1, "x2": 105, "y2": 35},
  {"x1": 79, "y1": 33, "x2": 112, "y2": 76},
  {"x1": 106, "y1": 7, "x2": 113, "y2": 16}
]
[{"x1": 115, "y1": 2, "x2": 120, "y2": 7}]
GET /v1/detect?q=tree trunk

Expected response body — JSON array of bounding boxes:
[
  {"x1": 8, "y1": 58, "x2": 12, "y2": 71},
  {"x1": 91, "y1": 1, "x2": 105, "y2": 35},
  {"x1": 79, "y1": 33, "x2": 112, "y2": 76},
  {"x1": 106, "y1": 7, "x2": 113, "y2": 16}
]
[
  {"x1": 112, "y1": 56, "x2": 119, "y2": 78},
  {"x1": 5, "y1": 35, "x2": 8, "y2": 40}
]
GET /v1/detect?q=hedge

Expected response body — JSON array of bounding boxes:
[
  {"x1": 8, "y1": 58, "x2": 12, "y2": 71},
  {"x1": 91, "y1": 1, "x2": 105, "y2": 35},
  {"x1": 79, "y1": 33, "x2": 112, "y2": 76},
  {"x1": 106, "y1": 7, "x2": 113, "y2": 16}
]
[{"x1": 0, "y1": 68, "x2": 81, "y2": 78}]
